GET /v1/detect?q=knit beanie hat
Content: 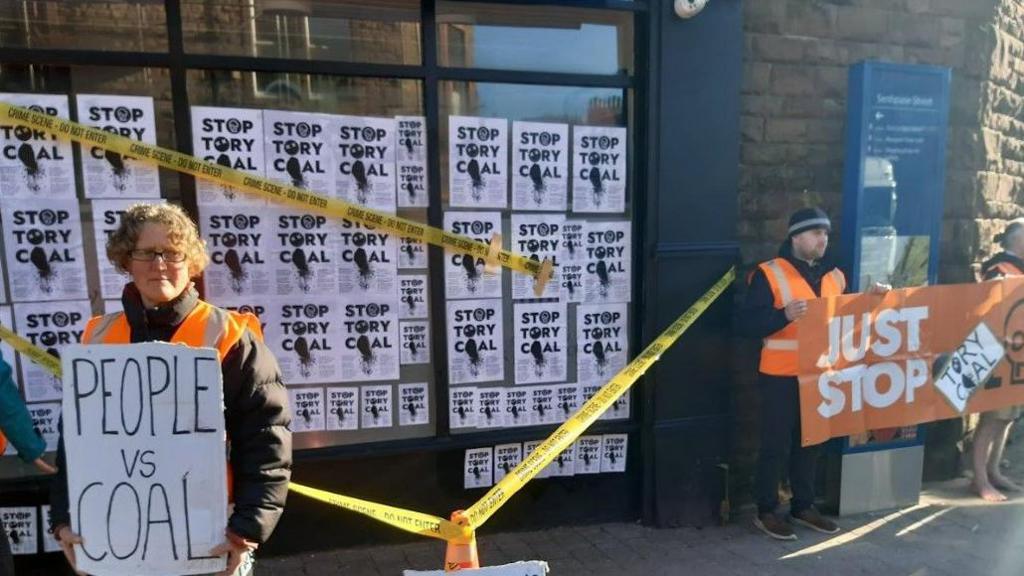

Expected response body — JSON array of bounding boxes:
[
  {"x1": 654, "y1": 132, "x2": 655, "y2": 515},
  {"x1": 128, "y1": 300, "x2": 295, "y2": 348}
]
[{"x1": 788, "y1": 207, "x2": 831, "y2": 237}]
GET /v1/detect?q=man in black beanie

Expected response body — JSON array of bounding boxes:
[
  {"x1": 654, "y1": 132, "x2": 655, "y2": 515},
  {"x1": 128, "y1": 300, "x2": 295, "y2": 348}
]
[{"x1": 741, "y1": 207, "x2": 887, "y2": 540}]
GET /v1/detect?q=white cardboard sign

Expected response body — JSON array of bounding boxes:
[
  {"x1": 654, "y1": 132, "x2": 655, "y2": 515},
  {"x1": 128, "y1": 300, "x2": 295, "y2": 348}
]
[{"x1": 62, "y1": 343, "x2": 228, "y2": 576}]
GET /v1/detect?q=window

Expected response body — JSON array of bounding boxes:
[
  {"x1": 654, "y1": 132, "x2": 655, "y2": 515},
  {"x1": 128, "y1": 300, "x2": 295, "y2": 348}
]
[
  {"x1": 437, "y1": 2, "x2": 633, "y2": 75},
  {"x1": 0, "y1": 0, "x2": 167, "y2": 52},
  {"x1": 181, "y1": 0, "x2": 422, "y2": 65}
]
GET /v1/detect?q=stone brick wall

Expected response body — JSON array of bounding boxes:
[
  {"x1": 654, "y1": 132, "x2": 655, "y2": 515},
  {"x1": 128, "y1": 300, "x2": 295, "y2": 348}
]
[
  {"x1": 962, "y1": 0, "x2": 1024, "y2": 275},
  {"x1": 733, "y1": 0, "x2": 1024, "y2": 497}
]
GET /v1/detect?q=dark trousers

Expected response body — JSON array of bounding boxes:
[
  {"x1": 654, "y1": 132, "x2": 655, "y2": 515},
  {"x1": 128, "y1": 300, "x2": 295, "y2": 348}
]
[
  {"x1": 0, "y1": 519, "x2": 13, "y2": 576},
  {"x1": 755, "y1": 373, "x2": 821, "y2": 516}
]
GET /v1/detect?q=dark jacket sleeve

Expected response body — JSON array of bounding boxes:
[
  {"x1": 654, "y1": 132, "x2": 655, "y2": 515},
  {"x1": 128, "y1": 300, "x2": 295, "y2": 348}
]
[
  {"x1": 49, "y1": 423, "x2": 69, "y2": 530},
  {"x1": 222, "y1": 330, "x2": 292, "y2": 544},
  {"x1": 0, "y1": 359, "x2": 45, "y2": 463},
  {"x1": 739, "y1": 267, "x2": 791, "y2": 339},
  {"x1": 982, "y1": 268, "x2": 1003, "y2": 281}
]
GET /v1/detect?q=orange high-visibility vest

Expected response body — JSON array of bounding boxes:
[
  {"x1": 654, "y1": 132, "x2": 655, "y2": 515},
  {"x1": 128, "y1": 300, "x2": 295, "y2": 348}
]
[
  {"x1": 755, "y1": 258, "x2": 846, "y2": 376},
  {"x1": 82, "y1": 300, "x2": 262, "y2": 358},
  {"x1": 992, "y1": 261, "x2": 1024, "y2": 277},
  {"x1": 82, "y1": 300, "x2": 262, "y2": 501}
]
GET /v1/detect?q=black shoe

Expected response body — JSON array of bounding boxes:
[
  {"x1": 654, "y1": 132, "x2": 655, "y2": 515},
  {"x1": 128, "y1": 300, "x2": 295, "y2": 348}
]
[
  {"x1": 790, "y1": 508, "x2": 840, "y2": 534},
  {"x1": 754, "y1": 513, "x2": 797, "y2": 541}
]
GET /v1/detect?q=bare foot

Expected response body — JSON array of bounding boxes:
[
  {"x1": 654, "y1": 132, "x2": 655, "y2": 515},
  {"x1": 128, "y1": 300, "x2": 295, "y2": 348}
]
[
  {"x1": 990, "y1": 473, "x2": 1023, "y2": 493},
  {"x1": 976, "y1": 481, "x2": 1008, "y2": 502}
]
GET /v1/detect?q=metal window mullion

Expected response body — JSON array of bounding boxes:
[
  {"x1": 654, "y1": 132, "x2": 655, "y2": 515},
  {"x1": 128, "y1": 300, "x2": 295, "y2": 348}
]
[
  {"x1": 436, "y1": 66, "x2": 634, "y2": 89},
  {"x1": 0, "y1": 47, "x2": 171, "y2": 67},
  {"x1": 422, "y1": 0, "x2": 451, "y2": 438},
  {"x1": 164, "y1": 0, "x2": 203, "y2": 295},
  {"x1": 179, "y1": 53, "x2": 427, "y2": 80},
  {"x1": 440, "y1": 0, "x2": 646, "y2": 12}
]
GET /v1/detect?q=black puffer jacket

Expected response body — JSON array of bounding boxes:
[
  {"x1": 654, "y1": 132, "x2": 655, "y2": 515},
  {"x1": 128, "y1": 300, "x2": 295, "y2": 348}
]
[{"x1": 50, "y1": 284, "x2": 292, "y2": 544}]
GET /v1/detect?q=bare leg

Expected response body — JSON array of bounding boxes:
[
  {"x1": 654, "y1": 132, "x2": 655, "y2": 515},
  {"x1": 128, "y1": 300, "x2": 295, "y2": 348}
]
[
  {"x1": 974, "y1": 419, "x2": 1008, "y2": 502},
  {"x1": 989, "y1": 421, "x2": 1022, "y2": 492}
]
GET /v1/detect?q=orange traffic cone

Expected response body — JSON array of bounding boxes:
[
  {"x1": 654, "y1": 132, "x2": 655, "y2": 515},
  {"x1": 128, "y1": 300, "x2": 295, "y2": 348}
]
[{"x1": 444, "y1": 510, "x2": 480, "y2": 572}]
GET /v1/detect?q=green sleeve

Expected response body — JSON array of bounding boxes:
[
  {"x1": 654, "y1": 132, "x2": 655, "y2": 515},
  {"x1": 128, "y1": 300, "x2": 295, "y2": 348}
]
[{"x1": 0, "y1": 359, "x2": 46, "y2": 463}]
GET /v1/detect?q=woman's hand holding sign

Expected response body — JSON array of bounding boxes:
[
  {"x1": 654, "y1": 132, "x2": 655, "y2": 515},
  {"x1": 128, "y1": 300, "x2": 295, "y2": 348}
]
[
  {"x1": 211, "y1": 529, "x2": 257, "y2": 576},
  {"x1": 55, "y1": 525, "x2": 86, "y2": 576}
]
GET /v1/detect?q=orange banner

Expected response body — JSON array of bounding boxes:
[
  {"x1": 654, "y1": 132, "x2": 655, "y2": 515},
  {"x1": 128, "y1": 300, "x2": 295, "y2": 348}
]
[{"x1": 798, "y1": 277, "x2": 1024, "y2": 446}]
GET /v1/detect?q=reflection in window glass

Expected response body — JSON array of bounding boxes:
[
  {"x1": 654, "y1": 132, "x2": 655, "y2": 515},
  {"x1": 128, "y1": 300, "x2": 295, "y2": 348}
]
[
  {"x1": 187, "y1": 69, "x2": 422, "y2": 116},
  {"x1": 0, "y1": 1, "x2": 167, "y2": 52},
  {"x1": 182, "y1": 0, "x2": 421, "y2": 65},
  {"x1": 437, "y1": 2, "x2": 633, "y2": 75}
]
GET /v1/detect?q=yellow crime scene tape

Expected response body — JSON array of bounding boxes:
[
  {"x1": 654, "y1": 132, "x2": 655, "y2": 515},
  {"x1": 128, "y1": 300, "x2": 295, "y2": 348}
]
[
  {"x1": 288, "y1": 482, "x2": 472, "y2": 543},
  {"x1": 0, "y1": 102, "x2": 553, "y2": 296},
  {"x1": 0, "y1": 324, "x2": 62, "y2": 377}
]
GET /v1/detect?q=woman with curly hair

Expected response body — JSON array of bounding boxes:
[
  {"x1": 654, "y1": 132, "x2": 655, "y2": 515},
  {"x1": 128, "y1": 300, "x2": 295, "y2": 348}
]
[{"x1": 48, "y1": 202, "x2": 291, "y2": 576}]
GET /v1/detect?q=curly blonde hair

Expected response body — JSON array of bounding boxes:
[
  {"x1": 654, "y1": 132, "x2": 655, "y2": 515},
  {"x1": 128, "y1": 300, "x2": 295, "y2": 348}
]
[{"x1": 106, "y1": 202, "x2": 209, "y2": 278}]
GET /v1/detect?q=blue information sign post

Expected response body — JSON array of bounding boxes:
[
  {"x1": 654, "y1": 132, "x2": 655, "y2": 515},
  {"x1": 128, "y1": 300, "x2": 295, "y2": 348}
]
[{"x1": 835, "y1": 61, "x2": 951, "y2": 515}]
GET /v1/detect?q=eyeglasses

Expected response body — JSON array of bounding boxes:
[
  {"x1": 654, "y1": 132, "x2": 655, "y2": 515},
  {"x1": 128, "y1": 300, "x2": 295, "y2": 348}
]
[{"x1": 130, "y1": 249, "x2": 187, "y2": 263}]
